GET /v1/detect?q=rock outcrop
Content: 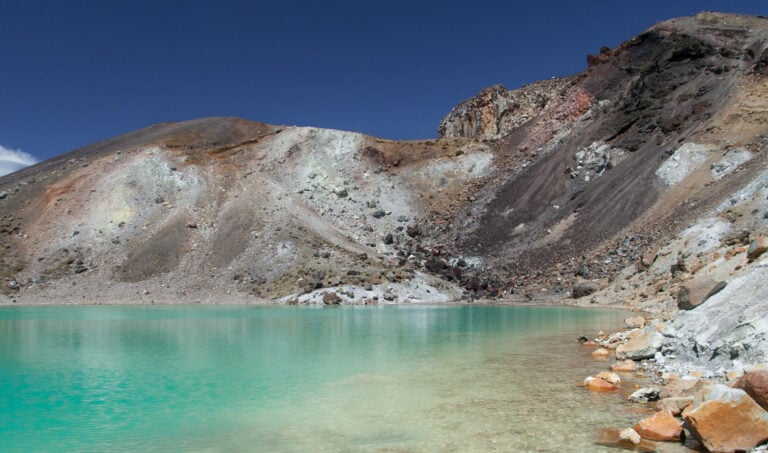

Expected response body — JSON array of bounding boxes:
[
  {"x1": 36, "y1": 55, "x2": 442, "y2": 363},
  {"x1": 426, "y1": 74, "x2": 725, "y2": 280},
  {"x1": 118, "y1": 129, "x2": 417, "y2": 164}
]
[{"x1": 684, "y1": 384, "x2": 768, "y2": 452}]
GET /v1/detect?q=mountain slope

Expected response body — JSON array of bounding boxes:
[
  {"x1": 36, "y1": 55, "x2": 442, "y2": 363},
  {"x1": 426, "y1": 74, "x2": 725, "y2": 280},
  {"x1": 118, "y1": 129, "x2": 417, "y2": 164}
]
[{"x1": 1, "y1": 12, "x2": 767, "y2": 308}]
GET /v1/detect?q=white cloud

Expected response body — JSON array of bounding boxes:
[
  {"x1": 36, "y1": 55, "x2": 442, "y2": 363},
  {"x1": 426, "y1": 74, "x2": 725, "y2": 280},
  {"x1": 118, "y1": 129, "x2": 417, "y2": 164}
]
[{"x1": 0, "y1": 145, "x2": 38, "y2": 177}]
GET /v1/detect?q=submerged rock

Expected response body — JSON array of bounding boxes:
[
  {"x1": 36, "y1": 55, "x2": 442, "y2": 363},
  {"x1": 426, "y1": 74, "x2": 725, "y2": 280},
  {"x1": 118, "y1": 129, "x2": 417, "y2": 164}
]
[
  {"x1": 595, "y1": 371, "x2": 621, "y2": 385},
  {"x1": 611, "y1": 359, "x2": 637, "y2": 373},
  {"x1": 584, "y1": 376, "x2": 620, "y2": 392}
]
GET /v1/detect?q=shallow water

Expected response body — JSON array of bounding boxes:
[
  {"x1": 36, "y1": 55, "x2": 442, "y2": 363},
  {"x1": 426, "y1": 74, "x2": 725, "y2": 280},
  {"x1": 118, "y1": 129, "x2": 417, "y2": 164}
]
[{"x1": 0, "y1": 305, "x2": 649, "y2": 451}]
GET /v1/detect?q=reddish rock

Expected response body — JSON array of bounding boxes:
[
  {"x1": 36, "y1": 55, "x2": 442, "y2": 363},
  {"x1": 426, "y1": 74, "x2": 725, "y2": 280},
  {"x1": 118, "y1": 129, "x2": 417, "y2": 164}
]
[
  {"x1": 748, "y1": 236, "x2": 768, "y2": 262},
  {"x1": 734, "y1": 370, "x2": 768, "y2": 411},
  {"x1": 595, "y1": 428, "x2": 657, "y2": 451},
  {"x1": 634, "y1": 410, "x2": 682, "y2": 441},
  {"x1": 586, "y1": 377, "x2": 620, "y2": 392},
  {"x1": 685, "y1": 384, "x2": 768, "y2": 452},
  {"x1": 611, "y1": 359, "x2": 637, "y2": 373},
  {"x1": 582, "y1": 340, "x2": 600, "y2": 347},
  {"x1": 591, "y1": 347, "x2": 610, "y2": 358},
  {"x1": 724, "y1": 246, "x2": 746, "y2": 260},
  {"x1": 595, "y1": 371, "x2": 621, "y2": 385}
]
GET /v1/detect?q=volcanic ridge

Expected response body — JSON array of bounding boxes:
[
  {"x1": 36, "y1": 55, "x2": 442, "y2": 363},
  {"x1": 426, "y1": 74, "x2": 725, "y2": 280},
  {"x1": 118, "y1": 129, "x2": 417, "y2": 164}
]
[{"x1": 2, "y1": 13, "x2": 767, "y2": 348}]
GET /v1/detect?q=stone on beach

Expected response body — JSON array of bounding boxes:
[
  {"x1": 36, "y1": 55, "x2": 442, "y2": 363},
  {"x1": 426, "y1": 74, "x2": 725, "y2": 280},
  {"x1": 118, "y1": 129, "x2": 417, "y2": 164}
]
[
  {"x1": 660, "y1": 378, "x2": 701, "y2": 398},
  {"x1": 628, "y1": 388, "x2": 660, "y2": 403},
  {"x1": 624, "y1": 316, "x2": 646, "y2": 329},
  {"x1": 610, "y1": 359, "x2": 637, "y2": 373},
  {"x1": 633, "y1": 410, "x2": 682, "y2": 441},
  {"x1": 591, "y1": 347, "x2": 610, "y2": 358},
  {"x1": 656, "y1": 397, "x2": 694, "y2": 415},
  {"x1": 595, "y1": 371, "x2": 621, "y2": 385},
  {"x1": 615, "y1": 327, "x2": 663, "y2": 360},
  {"x1": 584, "y1": 376, "x2": 620, "y2": 392},
  {"x1": 684, "y1": 384, "x2": 768, "y2": 452}
]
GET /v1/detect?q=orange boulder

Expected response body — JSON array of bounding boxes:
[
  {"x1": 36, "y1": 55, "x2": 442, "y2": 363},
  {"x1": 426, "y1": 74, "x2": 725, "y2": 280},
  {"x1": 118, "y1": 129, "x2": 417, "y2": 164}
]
[{"x1": 633, "y1": 410, "x2": 682, "y2": 441}]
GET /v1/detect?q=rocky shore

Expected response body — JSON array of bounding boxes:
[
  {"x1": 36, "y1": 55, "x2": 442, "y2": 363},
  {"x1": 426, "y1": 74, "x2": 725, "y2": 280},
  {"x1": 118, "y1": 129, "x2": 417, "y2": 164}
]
[{"x1": 581, "y1": 306, "x2": 768, "y2": 452}]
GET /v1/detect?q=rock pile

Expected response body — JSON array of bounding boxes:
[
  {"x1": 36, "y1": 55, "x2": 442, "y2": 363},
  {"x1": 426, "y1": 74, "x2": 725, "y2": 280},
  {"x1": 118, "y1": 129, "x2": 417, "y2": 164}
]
[{"x1": 580, "y1": 317, "x2": 768, "y2": 452}]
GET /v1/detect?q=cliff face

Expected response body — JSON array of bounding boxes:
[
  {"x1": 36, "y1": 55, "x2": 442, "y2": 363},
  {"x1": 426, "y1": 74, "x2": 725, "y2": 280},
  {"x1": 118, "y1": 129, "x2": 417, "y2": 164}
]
[
  {"x1": 0, "y1": 12, "x2": 767, "y2": 311},
  {"x1": 437, "y1": 78, "x2": 576, "y2": 141}
]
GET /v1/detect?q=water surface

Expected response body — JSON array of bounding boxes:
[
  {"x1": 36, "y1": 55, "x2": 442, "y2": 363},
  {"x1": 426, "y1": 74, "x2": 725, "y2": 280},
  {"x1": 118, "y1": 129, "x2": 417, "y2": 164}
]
[{"x1": 0, "y1": 305, "x2": 642, "y2": 451}]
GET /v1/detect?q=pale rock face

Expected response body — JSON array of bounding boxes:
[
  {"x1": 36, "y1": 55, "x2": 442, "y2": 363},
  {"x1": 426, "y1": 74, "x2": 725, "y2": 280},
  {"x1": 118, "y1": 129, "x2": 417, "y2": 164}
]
[
  {"x1": 664, "y1": 258, "x2": 768, "y2": 369},
  {"x1": 655, "y1": 143, "x2": 716, "y2": 186},
  {"x1": 437, "y1": 79, "x2": 573, "y2": 140},
  {"x1": 710, "y1": 148, "x2": 752, "y2": 180}
]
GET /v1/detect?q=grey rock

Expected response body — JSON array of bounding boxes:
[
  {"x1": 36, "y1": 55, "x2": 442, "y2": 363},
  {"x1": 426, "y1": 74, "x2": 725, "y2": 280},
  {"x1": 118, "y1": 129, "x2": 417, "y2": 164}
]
[
  {"x1": 628, "y1": 387, "x2": 661, "y2": 403},
  {"x1": 322, "y1": 292, "x2": 341, "y2": 305},
  {"x1": 616, "y1": 328, "x2": 664, "y2": 360}
]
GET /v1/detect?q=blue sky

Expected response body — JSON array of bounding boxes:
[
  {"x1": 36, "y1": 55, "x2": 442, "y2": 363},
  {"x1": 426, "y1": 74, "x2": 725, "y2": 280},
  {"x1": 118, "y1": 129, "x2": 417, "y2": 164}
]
[{"x1": 1, "y1": 0, "x2": 766, "y2": 167}]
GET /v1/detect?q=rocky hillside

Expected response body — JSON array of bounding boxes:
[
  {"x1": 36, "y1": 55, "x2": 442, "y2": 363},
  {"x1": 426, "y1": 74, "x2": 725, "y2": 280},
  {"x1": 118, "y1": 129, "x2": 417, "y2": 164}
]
[{"x1": 0, "y1": 12, "x2": 766, "y2": 322}]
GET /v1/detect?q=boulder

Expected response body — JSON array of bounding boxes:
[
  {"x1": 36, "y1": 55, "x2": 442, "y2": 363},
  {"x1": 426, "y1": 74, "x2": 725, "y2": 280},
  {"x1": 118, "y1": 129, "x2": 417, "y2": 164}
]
[
  {"x1": 634, "y1": 410, "x2": 682, "y2": 441},
  {"x1": 660, "y1": 378, "x2": 700, "y2": 398},
  {"x1": 591, "y1": 347, "x2": 610, "y2": 358},
  {"x1": 322, "y1": 292, "x2": 341, "y2": 305},
  {"x1": 684, "y1": 384, "x2": 768, "y2": 452},
  {"x1": 629, "y1": 388, "x2": 660, "y2": 403},
  {"x1": 657, "y1": 397, "x2": 694, "y2": 416},
  {"x1": 611, "y1": 359, "x2": 637, "y2": 373},
  {"x1": 585, "y1": 376, "x2": 620, "y2": 392},
  {"x1": 748, "y1": 236, "x2": 768, "y2": 262},
  {"x1": 595, "y1": 371, "x2": 621, "y2": 385},
  {"x1": 677, "y1": 276, "x2": 727, "y2": 310},
  {"x1": 624, "y1": 316, "x2": 646, "y2": 329},
  {"x1": 734, "y1": 370, "x2": 768, "y2": 411},
  {"x1": 615, "y1": 329, "x2": 663, "y2": 360}
]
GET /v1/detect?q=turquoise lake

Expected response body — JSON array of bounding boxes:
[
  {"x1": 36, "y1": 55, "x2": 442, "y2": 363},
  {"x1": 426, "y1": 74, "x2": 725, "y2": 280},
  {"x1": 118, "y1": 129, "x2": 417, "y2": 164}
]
[{"x1": 0, "y1": 305, "x2": 643, "y2": 451}]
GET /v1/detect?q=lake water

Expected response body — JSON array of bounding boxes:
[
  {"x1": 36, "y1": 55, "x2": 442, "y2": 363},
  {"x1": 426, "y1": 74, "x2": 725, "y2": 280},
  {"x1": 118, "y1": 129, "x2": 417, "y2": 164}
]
[{"x1": 0, "y1": 305, "x2": 646, "y2": 451}]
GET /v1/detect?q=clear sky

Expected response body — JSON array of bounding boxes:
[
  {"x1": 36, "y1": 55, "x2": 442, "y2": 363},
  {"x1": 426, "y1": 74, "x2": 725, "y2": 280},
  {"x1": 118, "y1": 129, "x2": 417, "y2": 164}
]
[{"x1": 1, "y1": 0, "x2": 766, "y2": 168}]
